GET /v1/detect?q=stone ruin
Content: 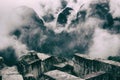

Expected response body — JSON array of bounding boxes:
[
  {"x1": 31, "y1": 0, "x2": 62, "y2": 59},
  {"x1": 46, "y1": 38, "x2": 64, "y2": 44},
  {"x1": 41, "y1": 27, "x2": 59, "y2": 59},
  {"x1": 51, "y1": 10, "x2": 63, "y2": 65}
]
[{"x1": 0, "y1": 51, "x2": 120, "y2": 80}]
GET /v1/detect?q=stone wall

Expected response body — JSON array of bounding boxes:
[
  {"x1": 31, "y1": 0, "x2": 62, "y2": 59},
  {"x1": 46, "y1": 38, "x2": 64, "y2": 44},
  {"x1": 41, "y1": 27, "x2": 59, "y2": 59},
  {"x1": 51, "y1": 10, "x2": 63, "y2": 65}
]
[
  {"x1": 1, "y1": 51, "x2": 120, "y2": 80},
  {"x1": 1, "y1": 66, "x2": 23, "y2": 80},
  {"x1": 17, "y1": 51, "x2": 66, "y2": 80},
  {"x1": 73, "y1": 53, "x2": 120, "y2": 80}
]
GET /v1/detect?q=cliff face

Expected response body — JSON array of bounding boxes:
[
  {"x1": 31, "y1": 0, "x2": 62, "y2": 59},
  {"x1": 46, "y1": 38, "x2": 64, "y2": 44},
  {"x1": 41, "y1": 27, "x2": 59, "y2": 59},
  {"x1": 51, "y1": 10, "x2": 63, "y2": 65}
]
[{"x1": 1, "y1": 0, "x2": 120, "y2": 63}]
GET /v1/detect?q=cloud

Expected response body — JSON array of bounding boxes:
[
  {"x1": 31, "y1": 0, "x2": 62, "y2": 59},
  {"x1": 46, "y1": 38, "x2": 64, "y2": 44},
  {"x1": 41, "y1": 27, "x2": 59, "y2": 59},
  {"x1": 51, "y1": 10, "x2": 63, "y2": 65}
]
[
  {"x1": 89, "y1": 28, "x2": 120, "y2": 59},
  {"x1": 0, "y1": 0, "x2": 120, "y2": 63},
  {"x1": 109, "y1": 0, "x2": 120, "y2": 18}
]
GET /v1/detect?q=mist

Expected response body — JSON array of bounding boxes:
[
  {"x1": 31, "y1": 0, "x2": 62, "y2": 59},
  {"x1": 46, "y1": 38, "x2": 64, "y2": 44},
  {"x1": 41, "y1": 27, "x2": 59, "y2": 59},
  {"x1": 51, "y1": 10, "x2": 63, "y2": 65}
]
[{"x1": 0, "y1": 0, "x2": 120, "y2": 65}]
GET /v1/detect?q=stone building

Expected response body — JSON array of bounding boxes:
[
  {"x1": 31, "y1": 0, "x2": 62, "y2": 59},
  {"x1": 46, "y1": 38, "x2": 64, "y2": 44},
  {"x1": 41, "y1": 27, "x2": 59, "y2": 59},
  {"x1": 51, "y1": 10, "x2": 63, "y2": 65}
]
[
  {"x1": 1, "y1": 51, "x2": 120, "y2": 80},
  {"x1": 17, "y1": 51, "x2": 66, "y2": 80}
]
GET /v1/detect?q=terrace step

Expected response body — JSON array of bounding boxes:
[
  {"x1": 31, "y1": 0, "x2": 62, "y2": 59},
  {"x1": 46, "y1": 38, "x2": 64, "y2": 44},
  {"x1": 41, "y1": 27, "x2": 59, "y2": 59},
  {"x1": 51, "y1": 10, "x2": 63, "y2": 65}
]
[{"x1": 40, "y1": 70, "x2": 84, "y2": 80}]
